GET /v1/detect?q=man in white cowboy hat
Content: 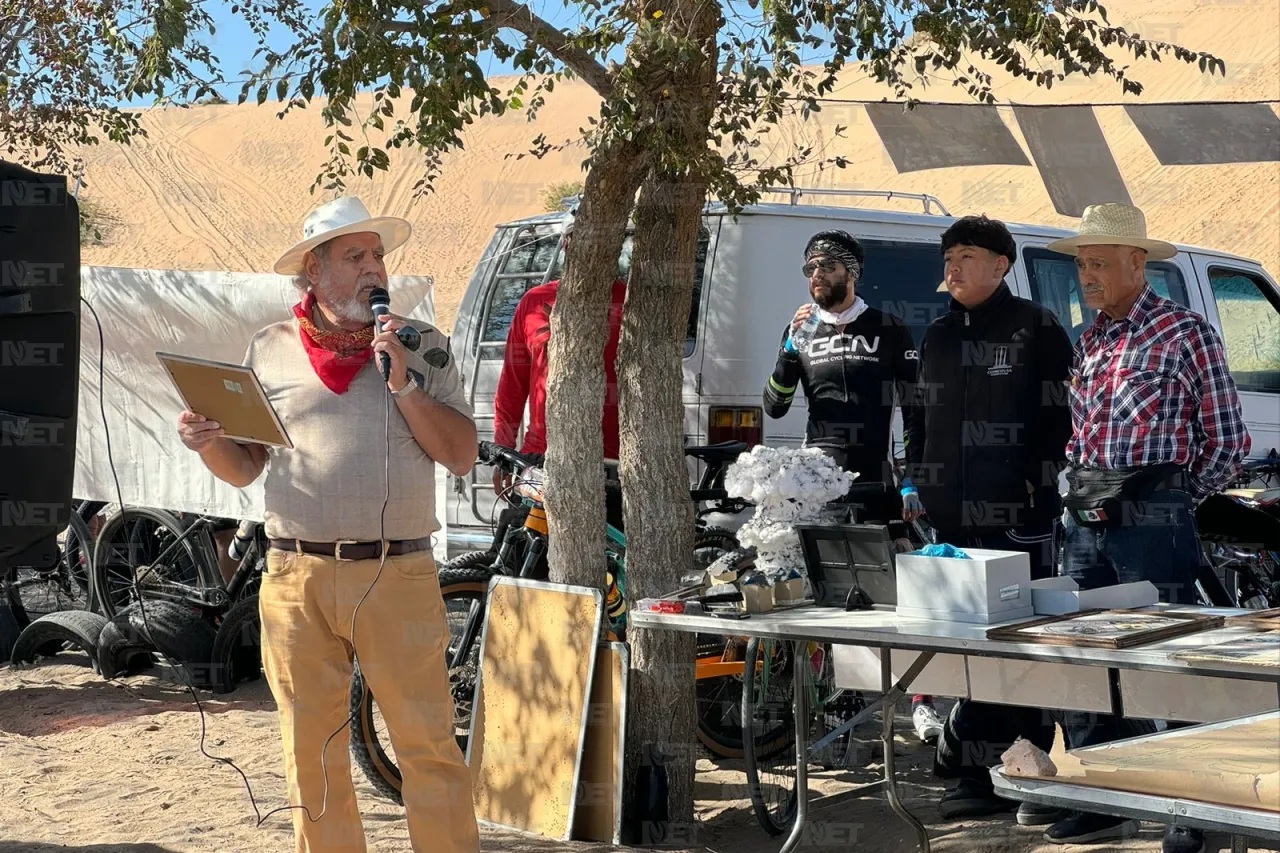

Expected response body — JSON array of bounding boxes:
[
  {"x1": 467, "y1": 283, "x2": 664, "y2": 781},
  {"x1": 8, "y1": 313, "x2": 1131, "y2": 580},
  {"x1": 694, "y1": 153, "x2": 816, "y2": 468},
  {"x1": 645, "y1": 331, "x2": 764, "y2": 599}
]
[
  {"x1": 175, "y1": 196, "x2": 481, "y2": 853},
  {"x1": 1041, "y1": 203, "x2": 1249, "y2": 852}
]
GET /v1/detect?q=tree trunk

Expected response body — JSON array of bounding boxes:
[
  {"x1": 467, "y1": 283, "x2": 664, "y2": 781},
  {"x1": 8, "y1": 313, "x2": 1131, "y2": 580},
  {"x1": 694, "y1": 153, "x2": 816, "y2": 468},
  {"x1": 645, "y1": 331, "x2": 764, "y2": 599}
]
[
  {"x1": 616, "y1": 0, "x2": 720, "y2": 839},
  {"x1": 543, "y1": 140, "x2": 648, "y2": 589}
]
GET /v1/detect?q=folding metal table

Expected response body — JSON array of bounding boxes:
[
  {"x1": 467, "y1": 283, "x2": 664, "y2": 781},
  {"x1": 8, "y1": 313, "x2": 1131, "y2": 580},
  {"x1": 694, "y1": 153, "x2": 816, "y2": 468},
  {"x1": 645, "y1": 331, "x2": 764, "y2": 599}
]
[
  {"x1": 631, "y1": 605, "x2": 1280, "y2": 853},
  {"x1": 990, "y1": 713, "x2": 1280, "y2": 852}
]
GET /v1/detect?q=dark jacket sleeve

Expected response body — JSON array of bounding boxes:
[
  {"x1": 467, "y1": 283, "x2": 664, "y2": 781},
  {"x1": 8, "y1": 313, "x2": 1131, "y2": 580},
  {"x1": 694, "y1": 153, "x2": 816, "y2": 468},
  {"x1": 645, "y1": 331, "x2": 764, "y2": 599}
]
[
  {"x1": 904, "y1": 324, "x2": 929, "y2": 474},
  {"x1": 1030, "y1": 308, "x2": 1074, "y2": 490},
  {"x1": 763, "y1": 325, "x2": 803, "y2": 419}
]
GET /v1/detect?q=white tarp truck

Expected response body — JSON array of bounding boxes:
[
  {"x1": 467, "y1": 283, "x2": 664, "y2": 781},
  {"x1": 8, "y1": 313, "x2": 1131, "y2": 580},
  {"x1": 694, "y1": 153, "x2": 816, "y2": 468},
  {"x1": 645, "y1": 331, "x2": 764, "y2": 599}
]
[{"x1": 71, "y1": 266, "x2": 447, "y2": 560}]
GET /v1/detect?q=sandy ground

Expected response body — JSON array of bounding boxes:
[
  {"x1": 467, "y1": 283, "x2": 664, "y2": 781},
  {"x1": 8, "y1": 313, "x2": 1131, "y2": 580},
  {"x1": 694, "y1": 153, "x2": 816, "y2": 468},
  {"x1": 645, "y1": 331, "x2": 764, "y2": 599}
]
[
  {"x1": 70, "y1": 0, "x2": 1279, "y2": 334},
  {"x1": 7, "y1": 654, "x2": 1271, "y2": 853}
]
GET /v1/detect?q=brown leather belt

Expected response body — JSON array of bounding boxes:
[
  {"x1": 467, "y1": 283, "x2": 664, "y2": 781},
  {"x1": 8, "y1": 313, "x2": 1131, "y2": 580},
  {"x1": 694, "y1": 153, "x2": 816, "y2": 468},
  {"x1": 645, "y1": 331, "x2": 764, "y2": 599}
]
[{"x1": 268, "y1": 537, "x2": 433, "y2": 561}]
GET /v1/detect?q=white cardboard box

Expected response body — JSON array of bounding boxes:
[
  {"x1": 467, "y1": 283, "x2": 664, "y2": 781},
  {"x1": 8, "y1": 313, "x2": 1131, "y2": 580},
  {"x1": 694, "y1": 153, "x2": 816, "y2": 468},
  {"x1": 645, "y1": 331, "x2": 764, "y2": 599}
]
[
  {"x1": 1030, "y1": 578, "x2": 1159, "y2": 615},
  {"x1": 895, "y1": 548, "x2": 1034, "y2": 624}
]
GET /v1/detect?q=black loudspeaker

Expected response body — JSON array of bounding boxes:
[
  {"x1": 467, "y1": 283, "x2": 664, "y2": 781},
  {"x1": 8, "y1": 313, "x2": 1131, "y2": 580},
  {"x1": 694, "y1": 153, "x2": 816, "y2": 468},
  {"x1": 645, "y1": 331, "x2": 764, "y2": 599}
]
[{"x1": 0, "y1": 161, "x2": 81, "y2": 567}]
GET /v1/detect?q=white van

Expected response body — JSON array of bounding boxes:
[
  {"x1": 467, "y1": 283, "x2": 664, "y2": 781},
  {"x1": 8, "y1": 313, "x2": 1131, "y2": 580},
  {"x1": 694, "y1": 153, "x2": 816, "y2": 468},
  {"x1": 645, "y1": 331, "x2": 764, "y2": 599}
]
[{"x1": 444, "y1": 189, "x2": 1280, "y2": 556}]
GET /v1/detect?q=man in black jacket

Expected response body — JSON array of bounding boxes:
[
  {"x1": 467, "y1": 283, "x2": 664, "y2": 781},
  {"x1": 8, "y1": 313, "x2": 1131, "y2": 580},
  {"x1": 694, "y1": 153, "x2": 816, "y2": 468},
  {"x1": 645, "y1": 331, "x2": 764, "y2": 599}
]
[{"x1": 905, "y1": 215, "x2": 1073, "y2": 824}]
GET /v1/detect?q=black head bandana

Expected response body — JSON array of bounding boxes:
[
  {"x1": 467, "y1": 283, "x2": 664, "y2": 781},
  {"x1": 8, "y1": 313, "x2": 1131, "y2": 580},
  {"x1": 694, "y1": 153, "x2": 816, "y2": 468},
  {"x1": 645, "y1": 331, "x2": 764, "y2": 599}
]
[{"x1": 805, "y1": 233, "x2": 863, "y2": 282}]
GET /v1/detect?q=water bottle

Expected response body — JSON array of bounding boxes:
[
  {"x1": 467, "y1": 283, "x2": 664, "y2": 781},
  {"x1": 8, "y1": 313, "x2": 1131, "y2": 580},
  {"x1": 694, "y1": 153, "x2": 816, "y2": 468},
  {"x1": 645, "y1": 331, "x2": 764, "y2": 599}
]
[{"x1": 789, "y1": 303, "x2": 822, "y2": 354}]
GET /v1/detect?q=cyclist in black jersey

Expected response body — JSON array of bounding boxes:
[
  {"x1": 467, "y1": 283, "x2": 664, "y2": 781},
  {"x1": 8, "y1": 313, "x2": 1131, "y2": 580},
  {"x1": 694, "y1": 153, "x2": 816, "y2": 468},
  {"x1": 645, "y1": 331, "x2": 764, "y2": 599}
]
[
  {"x1": 762, "y1": 229, "x2": 943, "y2": 743},
  {"x1": 763, "y1": 230, "x2": 920, "y2": 523}
]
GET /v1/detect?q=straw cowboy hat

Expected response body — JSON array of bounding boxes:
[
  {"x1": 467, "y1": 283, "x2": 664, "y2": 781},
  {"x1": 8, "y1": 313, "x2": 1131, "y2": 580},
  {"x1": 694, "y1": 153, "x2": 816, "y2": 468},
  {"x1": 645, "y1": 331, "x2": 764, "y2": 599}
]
[
  {"x1": 1046, "y1": 202, "x2": 1178, "y2": 261},
  {"x1": 273, "y1": 197, "x2": 413, "y2": 275}
]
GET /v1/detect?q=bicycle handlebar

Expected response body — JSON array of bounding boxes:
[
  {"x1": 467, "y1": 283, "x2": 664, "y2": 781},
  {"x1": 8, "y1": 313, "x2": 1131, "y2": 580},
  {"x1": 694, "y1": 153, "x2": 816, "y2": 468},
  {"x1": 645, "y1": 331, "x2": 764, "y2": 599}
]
[{"x1": 477, "y1": 441, "x2": 544, "y2": 474}]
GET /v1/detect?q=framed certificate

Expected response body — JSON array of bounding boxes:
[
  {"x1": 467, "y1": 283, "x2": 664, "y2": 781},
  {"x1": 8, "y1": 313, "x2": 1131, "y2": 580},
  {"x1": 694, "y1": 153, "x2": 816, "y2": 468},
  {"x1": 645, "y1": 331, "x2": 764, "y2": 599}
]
[{"x1": 156, "y1": 351, "x2": 292, "y2": 448}]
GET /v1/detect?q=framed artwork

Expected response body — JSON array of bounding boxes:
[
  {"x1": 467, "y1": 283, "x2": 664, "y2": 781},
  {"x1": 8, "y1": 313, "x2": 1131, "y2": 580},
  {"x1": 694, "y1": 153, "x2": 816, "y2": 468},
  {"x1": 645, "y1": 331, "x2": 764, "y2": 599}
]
[
  {"x1": 1224, "y1": 608, "x2": 1280, "y2": 631},
  {"x1": 1172, "y1": 631, "x2": 1280, "y2": 667},
  {"x1": 986, "y1": 609, "x2": 1224, "y2": 649}
]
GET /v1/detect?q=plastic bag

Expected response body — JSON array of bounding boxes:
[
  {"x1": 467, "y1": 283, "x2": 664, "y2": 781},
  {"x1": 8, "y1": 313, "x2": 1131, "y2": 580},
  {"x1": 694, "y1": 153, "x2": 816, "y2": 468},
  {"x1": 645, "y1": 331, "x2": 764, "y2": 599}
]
[{"x1": 918, "y1": 543, "x2": 971, "y2": 560}]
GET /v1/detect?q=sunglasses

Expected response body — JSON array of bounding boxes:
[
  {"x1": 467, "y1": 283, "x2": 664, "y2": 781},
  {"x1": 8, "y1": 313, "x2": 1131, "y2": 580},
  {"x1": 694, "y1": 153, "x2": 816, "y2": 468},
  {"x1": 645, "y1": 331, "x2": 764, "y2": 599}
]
[{"x1": 802, "y1": 259, "x2": 841, "y2": 277}]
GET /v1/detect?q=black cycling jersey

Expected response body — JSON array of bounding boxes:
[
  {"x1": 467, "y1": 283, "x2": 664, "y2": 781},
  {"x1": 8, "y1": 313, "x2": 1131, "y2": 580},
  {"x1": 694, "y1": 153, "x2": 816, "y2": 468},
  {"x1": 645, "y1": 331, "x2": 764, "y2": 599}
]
[{"x1": 763, "y1": 305, "x2": 919, "y2": 489}]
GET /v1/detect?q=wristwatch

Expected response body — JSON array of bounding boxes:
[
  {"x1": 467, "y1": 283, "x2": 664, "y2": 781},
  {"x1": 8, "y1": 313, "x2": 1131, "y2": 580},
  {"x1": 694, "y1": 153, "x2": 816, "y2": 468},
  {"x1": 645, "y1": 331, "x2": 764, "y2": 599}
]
[{"x1": 391, "y1": 371, "x2": 420, "y2": 398}]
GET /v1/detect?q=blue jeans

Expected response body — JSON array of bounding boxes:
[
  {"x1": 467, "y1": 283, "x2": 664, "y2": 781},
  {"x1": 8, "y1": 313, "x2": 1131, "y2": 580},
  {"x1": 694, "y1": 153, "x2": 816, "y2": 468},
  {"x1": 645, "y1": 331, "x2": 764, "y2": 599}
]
[{"x1": 1060, "y1": 488, "x2": 1202, "y2": 750}]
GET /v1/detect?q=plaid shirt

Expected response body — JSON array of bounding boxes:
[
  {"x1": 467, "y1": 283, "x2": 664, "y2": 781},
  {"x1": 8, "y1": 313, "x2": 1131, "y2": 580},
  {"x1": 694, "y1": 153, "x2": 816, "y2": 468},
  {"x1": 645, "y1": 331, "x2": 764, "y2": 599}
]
[{"x1": 1066, "y1": 284, "x2": 1250, "y2": 501}]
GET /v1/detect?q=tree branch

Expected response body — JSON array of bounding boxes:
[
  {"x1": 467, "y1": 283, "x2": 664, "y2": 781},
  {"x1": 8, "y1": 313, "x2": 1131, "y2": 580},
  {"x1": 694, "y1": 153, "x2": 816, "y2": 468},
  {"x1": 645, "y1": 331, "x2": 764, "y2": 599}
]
[{"x1": 384, "y1": 0, "x2": 613, "y2": 97}]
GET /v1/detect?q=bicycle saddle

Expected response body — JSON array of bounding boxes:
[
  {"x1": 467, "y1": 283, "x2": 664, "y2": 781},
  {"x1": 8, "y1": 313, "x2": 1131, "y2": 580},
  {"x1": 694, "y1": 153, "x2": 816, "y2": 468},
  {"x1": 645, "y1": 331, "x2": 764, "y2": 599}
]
[{"x1": 684, "y1": 441, "x2": 749, "y2": 464}]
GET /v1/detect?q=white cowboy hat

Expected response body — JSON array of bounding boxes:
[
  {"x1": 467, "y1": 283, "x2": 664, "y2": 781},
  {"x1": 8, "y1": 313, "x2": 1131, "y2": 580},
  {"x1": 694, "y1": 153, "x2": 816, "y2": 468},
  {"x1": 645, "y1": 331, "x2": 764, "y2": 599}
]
[
  {"x1": 1046, "y1": 203, "x2": 1177, "y2": 261},
  {"x1": 273, "y1": 197, "x2": 412, "y2": 275}
]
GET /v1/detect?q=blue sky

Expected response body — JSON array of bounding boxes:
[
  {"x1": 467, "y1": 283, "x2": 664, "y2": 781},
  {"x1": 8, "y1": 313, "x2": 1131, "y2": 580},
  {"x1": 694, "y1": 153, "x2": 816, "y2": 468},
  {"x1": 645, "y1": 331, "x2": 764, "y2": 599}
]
[
  {"x1": 152, "y1": 0, "x2": 851, "y2": 106},
  {"x1": 190, "y1": 0, "x2": 625, "y2": 104}
]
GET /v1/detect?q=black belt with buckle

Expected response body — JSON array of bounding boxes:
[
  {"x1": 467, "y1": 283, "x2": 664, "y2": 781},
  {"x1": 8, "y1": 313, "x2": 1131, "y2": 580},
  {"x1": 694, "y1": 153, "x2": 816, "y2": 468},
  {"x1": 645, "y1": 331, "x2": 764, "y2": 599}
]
[{"x1": 268, "y1": 537, "x2": 433, "y2": 561}]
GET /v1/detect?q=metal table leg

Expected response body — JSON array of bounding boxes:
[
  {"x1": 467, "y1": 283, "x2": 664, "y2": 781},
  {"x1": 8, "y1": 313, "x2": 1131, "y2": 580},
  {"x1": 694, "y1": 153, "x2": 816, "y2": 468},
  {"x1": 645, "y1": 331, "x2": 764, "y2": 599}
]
[
  {"x1": 779, "y1": 639, "x2": 810, "y2": 853},
  {"x1": 882, "y1": 652, "x2": 933, "y2": 853}
]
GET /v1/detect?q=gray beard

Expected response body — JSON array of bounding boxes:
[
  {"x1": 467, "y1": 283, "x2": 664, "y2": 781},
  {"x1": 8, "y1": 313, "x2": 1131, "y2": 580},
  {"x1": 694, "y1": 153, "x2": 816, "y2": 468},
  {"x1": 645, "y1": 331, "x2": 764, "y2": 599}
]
[{"x1": 317, "y1": 274, "x2": 382, "y2": 324}]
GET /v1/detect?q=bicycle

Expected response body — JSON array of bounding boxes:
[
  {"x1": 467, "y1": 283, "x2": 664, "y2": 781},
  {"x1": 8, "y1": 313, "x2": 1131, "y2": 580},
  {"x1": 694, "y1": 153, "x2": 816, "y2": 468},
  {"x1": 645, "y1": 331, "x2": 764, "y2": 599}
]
[
  {"x1": 733, "y1": 480, "x2": 936, "y2": 836},
  {"x1": 2, "y1": 499, "x2": 101, "y2": 626},
  {"x1": 87, "y1": 508, "x2": 267, "y2": 692},
  {"x1": 348, "y1": 439, "x2": 791, "y2": 804}
]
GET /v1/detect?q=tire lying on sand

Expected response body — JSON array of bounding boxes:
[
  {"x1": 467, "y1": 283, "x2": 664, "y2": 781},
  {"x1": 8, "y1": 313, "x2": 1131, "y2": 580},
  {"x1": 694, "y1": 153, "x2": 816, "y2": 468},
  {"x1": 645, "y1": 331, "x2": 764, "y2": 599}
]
[
  {"x1": 124, "y1": 600, "x2": 218, "y2": 689},
  {"x1": 210, "y1": 594, "x2": 262, "y2": 695},
  {"x1": 9, "y1": 610, "x2": 109, "y2": 670},
  {"x1": 97, "y1": 604, "x2": 157, "y2": 678}
]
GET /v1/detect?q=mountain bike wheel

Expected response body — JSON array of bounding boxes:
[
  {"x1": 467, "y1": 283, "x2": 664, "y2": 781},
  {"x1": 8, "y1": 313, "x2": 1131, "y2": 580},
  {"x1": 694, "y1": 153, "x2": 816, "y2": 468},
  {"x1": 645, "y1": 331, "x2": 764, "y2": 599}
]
[
  {"x1": 350, "y1": 554, "x2": 494, "y2": 804},
  {"x1": 743, "y1": 636, "x2": 803, "y2": 836},
  {"x1": 90, "y1": 507, "x2": 216, "y2": 617},
  {"x1": 3, "y1": 511, "x2": 96, "y2": 627}
]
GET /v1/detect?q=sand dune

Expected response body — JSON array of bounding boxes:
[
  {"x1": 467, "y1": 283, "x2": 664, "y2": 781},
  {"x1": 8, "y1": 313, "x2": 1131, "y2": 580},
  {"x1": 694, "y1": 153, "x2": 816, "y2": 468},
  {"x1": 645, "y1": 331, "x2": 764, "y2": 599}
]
[{"x1": 74, "y1": 0, "x2": 1279, "y2": 334}]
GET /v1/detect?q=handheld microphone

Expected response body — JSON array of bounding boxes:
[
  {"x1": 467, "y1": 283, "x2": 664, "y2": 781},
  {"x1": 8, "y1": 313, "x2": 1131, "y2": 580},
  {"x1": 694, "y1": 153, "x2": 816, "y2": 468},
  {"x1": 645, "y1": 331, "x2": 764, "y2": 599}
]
[{"x1": 368, "y1": 287, "x2": 392, "y2": 381}]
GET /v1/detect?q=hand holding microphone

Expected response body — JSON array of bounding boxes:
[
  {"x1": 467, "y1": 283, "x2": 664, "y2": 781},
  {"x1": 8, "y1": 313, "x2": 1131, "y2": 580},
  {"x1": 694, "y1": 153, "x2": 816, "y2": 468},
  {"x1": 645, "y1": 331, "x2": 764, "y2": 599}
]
[{"x1": 369, "y1": 287, "x2": 452, "y2": 393}]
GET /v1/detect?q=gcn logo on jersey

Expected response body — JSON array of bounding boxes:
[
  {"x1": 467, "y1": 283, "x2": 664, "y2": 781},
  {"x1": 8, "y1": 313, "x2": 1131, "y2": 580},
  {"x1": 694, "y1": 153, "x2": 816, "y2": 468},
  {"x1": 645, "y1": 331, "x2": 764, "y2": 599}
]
[{"x1": 809, "y1": 334, "x2": 881, "y2": 357}]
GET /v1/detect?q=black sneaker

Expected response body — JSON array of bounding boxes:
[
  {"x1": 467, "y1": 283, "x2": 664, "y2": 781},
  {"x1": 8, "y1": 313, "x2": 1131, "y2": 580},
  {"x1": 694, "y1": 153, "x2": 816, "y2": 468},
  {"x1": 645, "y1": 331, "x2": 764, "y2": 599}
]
[
  {"x1": 939, "y1": 778, "x2": 1016, "y2": 820},
  {"x1": 1163, "y1": 826, "x2": 1205, "y2": 853},
  {"x1": 1017, "y1": 801, "x2": 1069, "y2": 827},
  {"x1": 1044, "y1": 811, "x2": 1141, "y2": 844}
]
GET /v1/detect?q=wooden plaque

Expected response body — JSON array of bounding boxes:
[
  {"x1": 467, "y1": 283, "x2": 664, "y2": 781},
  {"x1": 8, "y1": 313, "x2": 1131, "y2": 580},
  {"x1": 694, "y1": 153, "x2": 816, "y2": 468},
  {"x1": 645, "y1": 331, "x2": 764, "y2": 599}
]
[
  {"x1": 572, "y1": 641, "x2": 629, "y2": 845},
  {"x1": 986, "y1": 608, "x2": 1223, "y2": 649},
  {"x1": 156, "y1": 351, "x2": 291, "y2": 448},
  {"x1": 465, "y1": 577, "x2": 603, "y2": 841},
  {"x1": 1225, "y1": 608, "x2": 1280, "y2": 631}
]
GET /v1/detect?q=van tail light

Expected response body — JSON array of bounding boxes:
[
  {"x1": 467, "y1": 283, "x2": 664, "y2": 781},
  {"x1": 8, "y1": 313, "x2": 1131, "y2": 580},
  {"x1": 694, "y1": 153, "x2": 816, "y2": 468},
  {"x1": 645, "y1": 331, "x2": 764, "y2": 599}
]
[{"x1": 709, "y1": 406, "x2": 763, "y2": 448}]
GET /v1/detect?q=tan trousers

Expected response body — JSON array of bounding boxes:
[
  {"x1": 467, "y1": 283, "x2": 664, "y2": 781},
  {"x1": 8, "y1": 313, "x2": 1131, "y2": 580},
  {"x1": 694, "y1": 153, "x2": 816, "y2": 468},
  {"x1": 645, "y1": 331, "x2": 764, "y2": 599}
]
[{"x1": 258, "y1": 546, "x2": 480, "y2": 853}]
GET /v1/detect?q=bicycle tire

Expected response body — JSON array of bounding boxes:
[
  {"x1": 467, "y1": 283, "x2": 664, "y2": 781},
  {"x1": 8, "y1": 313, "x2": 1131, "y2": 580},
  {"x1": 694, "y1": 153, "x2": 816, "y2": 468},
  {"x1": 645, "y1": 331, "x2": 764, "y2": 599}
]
[
  {"x1": 743, "y1": 636, "x2": 801, "y2": 837},
  {"x1": 210, "y1": 594, "x2": 261, "y2": 694},
  {"x1": 350, "y1": 554, "x2": 494, "y2": 805},
  {"x1": 90, "y1": 507, "x2": 217, "y2": 618},
  {"x1": 693, "y1": 528, "x2": 739, "y2": 572}
]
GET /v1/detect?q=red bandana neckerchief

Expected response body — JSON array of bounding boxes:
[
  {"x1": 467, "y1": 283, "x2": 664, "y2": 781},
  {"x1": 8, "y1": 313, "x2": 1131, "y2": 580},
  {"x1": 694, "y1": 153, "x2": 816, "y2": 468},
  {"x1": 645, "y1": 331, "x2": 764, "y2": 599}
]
[{"x1": 293, "y1": 292, "x2": 375, "y2": 394}]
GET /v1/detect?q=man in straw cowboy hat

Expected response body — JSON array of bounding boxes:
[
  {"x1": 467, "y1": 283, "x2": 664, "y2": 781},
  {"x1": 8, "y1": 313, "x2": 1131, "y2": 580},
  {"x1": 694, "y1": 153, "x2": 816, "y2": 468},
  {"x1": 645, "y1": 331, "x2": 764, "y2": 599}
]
[
  {"x1": 1041, "y1": 203, "x2": 1249, "y2": 852},
  {"x1": 176, "y1": 196, "x2": 481, "y2": 853}
]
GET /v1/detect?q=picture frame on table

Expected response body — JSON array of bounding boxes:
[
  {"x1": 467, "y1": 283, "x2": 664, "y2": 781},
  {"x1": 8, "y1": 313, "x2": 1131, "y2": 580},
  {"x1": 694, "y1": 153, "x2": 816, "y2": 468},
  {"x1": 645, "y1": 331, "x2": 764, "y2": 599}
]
[
  {"x1": 985, "y1": 608, "x2": 1225, "y2": 650},
  {"x1": 1223, "y1": 608, "x2": 1280, "y2": 631}
]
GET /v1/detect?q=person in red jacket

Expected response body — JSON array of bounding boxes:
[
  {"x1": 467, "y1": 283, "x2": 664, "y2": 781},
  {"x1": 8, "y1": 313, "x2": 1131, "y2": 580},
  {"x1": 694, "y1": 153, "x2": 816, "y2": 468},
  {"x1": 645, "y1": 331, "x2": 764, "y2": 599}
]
[{"x1": 492, "y1": 226, "x2": 627, "y2": 505}]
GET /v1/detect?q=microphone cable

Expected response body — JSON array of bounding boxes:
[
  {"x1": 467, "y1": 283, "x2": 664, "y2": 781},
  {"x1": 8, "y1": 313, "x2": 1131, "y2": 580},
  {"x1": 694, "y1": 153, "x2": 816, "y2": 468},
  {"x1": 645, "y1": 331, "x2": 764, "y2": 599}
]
[{"x1": 81, "y1": 294, "x2": 394, "y2": 831}]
